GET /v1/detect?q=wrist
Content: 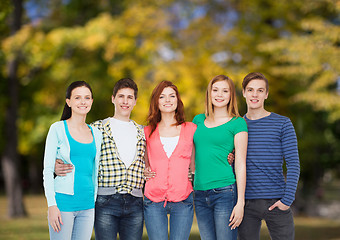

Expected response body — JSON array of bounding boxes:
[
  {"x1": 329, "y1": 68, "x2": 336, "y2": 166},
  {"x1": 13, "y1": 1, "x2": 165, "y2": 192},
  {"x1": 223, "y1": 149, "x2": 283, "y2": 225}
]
[{"x1": 236, "y1": 199, "x2": 245, "y2": 206}]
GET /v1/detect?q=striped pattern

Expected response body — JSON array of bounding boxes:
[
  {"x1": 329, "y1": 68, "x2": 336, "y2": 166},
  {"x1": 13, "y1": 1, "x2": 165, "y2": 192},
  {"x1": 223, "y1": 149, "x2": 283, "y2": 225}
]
[
  {"x1": 244, "y1": 113, "x2": 300, "y2": 206},
  {"x1": 91, "y1": 118, "x2": 146, "y2": 193}
]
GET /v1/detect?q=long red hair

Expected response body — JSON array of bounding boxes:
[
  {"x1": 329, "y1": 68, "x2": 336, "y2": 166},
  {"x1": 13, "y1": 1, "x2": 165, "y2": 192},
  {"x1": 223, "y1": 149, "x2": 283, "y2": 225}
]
[{"x1": 147, "y1": 81, "x2": 185, "y2": 137}]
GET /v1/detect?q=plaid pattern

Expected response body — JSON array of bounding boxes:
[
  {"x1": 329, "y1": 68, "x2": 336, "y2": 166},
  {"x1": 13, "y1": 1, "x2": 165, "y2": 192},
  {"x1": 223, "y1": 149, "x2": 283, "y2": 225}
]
[{"x1": 91, "y1": 117, "x2": 146, "y2": 193}]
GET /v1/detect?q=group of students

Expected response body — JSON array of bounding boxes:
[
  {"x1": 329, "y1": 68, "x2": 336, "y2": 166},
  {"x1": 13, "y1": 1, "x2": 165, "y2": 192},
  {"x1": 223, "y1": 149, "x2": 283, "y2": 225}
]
[{"x1": 43, "y1": 72, "x2": 300, "y2": 240}]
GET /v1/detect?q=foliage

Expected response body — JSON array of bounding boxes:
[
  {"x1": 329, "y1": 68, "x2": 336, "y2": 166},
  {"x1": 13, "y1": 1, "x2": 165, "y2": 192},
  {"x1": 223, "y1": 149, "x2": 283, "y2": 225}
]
[
  {"x1": 259, "y1": 18, "x2": 340, "y2": 121},
  {"x1": 256, "y1": 2, "x2": 340, "y2": 198},
  {"x1": 0, "y1": 0, "x2": 12, "y2": 155},
  {"x1": 0, "y1": 0, "x2": 11, "y2": 36},
  {"x1": 0, "y1": 0, "x2": 339, "y2": 204}
]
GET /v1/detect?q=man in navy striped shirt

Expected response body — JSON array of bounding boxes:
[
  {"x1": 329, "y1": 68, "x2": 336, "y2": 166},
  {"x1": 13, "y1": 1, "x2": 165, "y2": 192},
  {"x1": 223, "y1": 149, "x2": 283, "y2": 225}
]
[{"x1": 238, "y1": 72, "x2": 300, "y2": 240}]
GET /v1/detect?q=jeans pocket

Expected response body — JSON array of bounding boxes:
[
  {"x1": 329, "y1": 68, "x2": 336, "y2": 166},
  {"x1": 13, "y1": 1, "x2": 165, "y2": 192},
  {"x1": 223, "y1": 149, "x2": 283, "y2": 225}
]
[
  {"x1": 275, "y1": 206, "x2": 291, "y2": 213},
  {"x1": 95, "y1": 195, "x2": 110, "y2": 207},
  {"x1": 133, "y1": 196, "x2": 144, "y2": 208},
  {"x1": 212, "y1": 184, "x2": 234, "y2": 193},
  {"x1": 181, "y1": 193, "x2": 194, "y2": 206},
  {"x1": 143, "y1": 196, "x2": 154, "y2": 206}
]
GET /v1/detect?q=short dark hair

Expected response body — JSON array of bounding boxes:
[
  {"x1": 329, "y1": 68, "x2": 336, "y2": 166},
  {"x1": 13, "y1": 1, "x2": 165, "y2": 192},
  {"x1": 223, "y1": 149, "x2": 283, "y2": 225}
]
[
  {"x1": 242, "y1": 72, "x2": 269, "y2": 92},
  {"x1": 113, "y1": 78, "x2": 138, "y2": 99},
  {"x1": 61, "y1": 81, "x2": 93, "y2": 121}
]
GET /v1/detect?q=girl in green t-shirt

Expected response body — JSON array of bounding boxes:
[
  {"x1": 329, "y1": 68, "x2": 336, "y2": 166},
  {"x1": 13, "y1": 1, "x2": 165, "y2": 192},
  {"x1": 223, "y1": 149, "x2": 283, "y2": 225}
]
[{"x1": 193, "y1": 74, "x2": 248, "y2": 240}]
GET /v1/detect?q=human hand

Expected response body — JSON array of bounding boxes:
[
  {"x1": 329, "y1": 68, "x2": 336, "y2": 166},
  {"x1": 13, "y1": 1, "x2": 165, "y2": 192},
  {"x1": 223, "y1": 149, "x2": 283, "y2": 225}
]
[
  {"x1": 55, "y1": 159, "x2": 73, "y2": 176},
  {"x1": 229, "y1": 202, "x2": 244, "y2": 230},
  {"x1": 227, "y1": 150, "x2": 235, "y2": 165},
  {"x1": 268, "y1": 200, "x2": 290, "y2": 211},
  {"x1": 48, "y1": 205, "x2": 63, "y2": 232},
  {"x1": 188, "y1": 169, "x2": 195, "y2": 182},
  {"x1": 144, "y1": 167, "x2": 156, "y2": 181}
]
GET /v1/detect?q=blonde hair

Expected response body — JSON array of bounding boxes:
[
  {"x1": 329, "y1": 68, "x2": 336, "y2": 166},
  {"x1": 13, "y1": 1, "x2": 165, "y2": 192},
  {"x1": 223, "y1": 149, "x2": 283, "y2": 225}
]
[{"x1": 205, "y1": 75, "x2": 240, "y2": 119}]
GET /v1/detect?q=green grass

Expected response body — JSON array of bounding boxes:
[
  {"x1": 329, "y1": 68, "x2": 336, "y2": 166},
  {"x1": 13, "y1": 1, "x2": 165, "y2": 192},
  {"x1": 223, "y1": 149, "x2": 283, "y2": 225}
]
[{"x1": 1, "y1": 195, "x2": 340, "y2": 239}]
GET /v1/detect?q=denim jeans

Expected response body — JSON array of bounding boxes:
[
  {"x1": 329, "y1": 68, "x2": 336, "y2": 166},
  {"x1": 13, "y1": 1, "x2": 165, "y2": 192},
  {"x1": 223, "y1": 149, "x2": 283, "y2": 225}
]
[
  {"x1": 144, "y1": 193, "x2": 194, "y2": 240},
  {"x1": 48, "y1": 208, "x2": 94, "y2": 240},
  {"x1": 238, "y1": 199, "x2": 295, "y2": 240},
  {"x1": 94, "y1": 193, "x2": 144, "y2": 240},
  {"x1": 194, "y1": 184, "x2": 237, "y2": 240}
]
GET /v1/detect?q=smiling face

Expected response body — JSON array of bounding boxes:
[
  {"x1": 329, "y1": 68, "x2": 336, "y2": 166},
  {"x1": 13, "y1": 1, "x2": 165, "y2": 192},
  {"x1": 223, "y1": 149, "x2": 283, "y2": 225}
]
[
  {"x1": 158, "y1": 87, "x2": 178, "y2": 114},
  {"x1": 66, "y1": 86, "x2": 93, "y2": 116},
  {"x1": 211, "y1": 80, "x2": 231, "y2": 109},
  {"x1": 243, "y1": 79, "x2": 268, "y2": 110},
  {"x1": 112, "y1": 88, "x2": 136, "y2": 120}
]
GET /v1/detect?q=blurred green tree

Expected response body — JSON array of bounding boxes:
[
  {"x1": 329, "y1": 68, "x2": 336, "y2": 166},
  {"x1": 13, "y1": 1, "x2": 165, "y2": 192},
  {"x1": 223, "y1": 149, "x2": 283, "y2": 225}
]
[
  {"x1": 1, "y1": 0, "x2": 27, "y2": 217},
  {"x1": 258, "y1": 13, "x2": 340, "y2": 206},
  {"x1": 1, "y1": 0, "x2": 339, "y2": 217}
]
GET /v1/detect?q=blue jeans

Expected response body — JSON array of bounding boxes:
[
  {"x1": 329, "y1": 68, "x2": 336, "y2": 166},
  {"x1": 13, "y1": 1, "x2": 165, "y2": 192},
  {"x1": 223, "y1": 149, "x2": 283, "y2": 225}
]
[
  {"x1": 48, "y1": 208, "x2": 94, "y2": 240},
  {"x1": 194, "y1": 184, "x2": 237, "y2": 240},
  {"x1": 94, "y1": 194, "x2": 144, "y2": 240},
  {"x1": 144, "y1": 193, "x2": 194, "y2": 240},
  {"x1": 238, "y1": 199, "x2": 295, "y2": 240}
]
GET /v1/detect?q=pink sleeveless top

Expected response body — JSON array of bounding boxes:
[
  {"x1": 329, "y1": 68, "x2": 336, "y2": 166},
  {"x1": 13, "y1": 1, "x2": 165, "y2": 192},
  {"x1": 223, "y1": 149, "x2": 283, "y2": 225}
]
[{"x1": 144, "y1": 122, "x2": 196, "y2": 203}]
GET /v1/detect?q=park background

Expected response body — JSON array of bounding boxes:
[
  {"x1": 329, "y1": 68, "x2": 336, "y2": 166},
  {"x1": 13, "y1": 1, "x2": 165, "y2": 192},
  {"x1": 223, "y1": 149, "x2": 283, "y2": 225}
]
[{"x1": 1, "y1": 0, "x2": 340, "y2": 239}]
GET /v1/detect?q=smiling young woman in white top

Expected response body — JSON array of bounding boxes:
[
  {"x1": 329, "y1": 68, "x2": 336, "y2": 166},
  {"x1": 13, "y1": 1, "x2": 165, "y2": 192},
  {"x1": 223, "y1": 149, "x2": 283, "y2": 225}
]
[{"x1": 143, "y1": 81, "x2": 196, "y2": 240}]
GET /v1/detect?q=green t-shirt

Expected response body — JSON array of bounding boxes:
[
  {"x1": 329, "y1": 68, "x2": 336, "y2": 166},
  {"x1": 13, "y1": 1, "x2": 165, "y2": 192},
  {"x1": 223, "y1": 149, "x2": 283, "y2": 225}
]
[{"x1": 193, "y1": 114, "x2": 248, "y2": 190}]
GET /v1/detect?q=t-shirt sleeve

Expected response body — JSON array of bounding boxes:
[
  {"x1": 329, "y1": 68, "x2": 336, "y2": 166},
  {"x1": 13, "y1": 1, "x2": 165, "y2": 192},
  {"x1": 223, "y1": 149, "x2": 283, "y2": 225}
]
[
  {"x1": 192, "y1": 114, "x2": 204, "y2": 125},
  {"x1": 192, "y1": 115, "x2": 198, "y2": 125},
  {"x1": 232, "y1": 117, "x2": 248, "y2": 135}
]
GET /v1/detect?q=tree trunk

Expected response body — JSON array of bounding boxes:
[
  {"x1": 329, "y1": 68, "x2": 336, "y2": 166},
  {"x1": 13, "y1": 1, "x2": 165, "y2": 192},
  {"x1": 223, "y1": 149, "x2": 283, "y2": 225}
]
[
  {"x1": 1, "y1": 0, "x2": 26, "y2": 218},
  {"x1": 28, "y1": 159, "x2": 42, "y2": 194}
]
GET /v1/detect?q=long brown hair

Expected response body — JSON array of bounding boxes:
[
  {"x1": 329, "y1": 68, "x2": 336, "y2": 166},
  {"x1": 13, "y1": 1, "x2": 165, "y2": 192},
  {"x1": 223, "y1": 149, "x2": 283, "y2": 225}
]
[
  {"x1": 147, "y1": 81, "x2": 185, "y2": 136},
  {"x1": 205, "y1": 75, "x2": 240, "y2": 119}
]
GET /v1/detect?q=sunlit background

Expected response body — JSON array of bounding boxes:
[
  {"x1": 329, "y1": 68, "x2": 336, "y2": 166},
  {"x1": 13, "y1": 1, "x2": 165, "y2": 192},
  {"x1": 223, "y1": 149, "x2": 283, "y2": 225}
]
[{"x1": 1, "y1": 0, "x2": 340, "y2": 239}]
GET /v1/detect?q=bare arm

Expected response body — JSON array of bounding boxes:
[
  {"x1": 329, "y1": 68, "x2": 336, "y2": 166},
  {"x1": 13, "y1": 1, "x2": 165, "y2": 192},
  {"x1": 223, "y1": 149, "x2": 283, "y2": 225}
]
[
  {"x1": 189, "y1": 145, "x2": 195, "y2": 173},
  {"x1": 229, "y1": 131, "x2": 248, "y2": 230}
]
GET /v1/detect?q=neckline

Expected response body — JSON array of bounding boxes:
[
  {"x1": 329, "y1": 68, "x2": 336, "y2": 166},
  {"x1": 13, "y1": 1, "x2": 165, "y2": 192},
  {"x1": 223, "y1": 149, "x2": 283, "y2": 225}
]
[
  {"x1": 64, "y1": 120, "x2": 94, "y2": 144},
  {"x1": 160, "y1": 135, "x2": 180, "y2": 139},
  {"x1": 156, "y1": 123, "x2": 184, "y2": 159},
  {"x1": 203, "y1": 116, "x2": 235, "y2": 129},
  {"x1": 245, "y1": 112, "x2": 272, "y2": 121},
  {"x1": 111, "y1": 117, "x2": 132, "y2": 124}
]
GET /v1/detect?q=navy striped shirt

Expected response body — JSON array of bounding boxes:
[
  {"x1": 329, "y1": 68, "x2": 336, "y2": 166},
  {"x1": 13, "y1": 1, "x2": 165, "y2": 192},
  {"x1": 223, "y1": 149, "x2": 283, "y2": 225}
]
[{"x1": 244, "y1": 112, "x2": 300, "y2": 206}]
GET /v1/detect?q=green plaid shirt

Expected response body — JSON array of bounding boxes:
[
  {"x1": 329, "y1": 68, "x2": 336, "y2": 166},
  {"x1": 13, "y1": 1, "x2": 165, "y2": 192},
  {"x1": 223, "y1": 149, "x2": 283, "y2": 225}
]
[{"x1": 91, "y1": 117, "x2": 146, "y2": 193}]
